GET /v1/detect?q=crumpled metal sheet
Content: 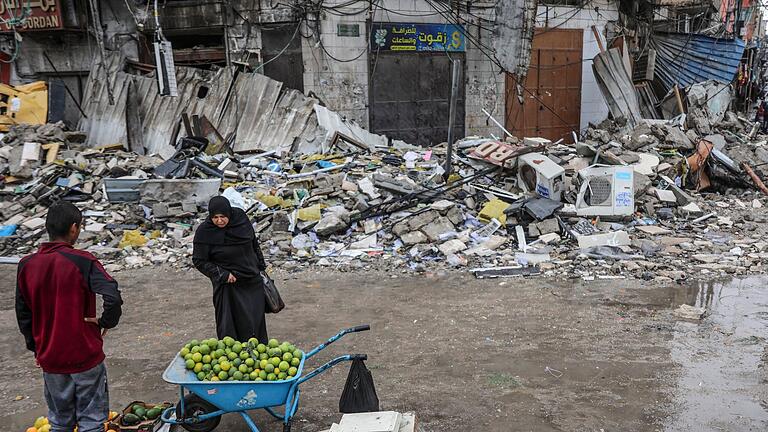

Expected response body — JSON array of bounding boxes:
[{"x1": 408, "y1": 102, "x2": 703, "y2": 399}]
[
  {"x1": 78, "y1": 57, "x2": 371, "y2": 158},
  {"x1": 651, "y1": 32, "x2": 745, "y2": 94},
  {"x1": 593, "y1": 47, "x2": 644, "y2": 127}
]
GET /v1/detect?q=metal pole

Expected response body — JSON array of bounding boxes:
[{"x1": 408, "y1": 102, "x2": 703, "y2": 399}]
[
  {"x1": 482, "y1": 107, "x2": 513, "y2": 138},
  {"x1": 443, "y1": 59, "x2": 461, "y2": 180}
]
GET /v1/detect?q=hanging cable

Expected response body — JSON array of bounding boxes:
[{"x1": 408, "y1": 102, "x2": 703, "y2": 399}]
[
  {"x1": 254, "y1": 18, "x2": 303, "y2": 72},
  {"x1": 423, "y1": 0, "x2": 576, "y2": 135}
]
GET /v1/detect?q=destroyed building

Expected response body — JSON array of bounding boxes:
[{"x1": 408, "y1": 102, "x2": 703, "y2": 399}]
[{"x1": 0, "y1": 0, "x2": 764, "y2": 281}]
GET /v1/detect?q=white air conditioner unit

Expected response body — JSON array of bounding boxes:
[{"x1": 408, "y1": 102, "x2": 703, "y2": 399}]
[
  {"x1": 575, "y1": 165, "x2": 634, "y2": 217},
  {"x1": 517, "y1": 152, "x2": 566, "y2": 201}
]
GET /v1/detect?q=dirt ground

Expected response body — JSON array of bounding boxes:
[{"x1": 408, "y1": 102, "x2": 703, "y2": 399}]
[{"x1": 0, "y1": 266, "x2": 767, "y2": 432}]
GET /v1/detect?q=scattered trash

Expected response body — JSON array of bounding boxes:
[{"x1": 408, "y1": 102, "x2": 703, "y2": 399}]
[{"x1": 2, "y1": 63, "x2": 767, "y2": 281}]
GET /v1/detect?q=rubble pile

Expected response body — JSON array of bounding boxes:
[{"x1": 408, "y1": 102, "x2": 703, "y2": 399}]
[{"x1": 2, "y1": 80, "x2": 768, "y2": 281}]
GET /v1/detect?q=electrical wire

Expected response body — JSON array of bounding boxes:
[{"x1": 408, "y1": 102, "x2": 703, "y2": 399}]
[
  {"x1": 254, "y1": 17, "x2": 303, "y2": 72},
  {"x1": 422, "y1": 0, "x2": 576, "y2": 135},
  {"x1": 314, "y1": 0, "x2": 382, "y2": 63}
]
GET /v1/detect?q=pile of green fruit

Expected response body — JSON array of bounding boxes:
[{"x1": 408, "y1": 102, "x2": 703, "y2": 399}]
[
  {"x1": 180, "y1": 337, "x2": 303, "y2": 382},
  {"x1": 121, "y1": 403, "x2": 163, "y2": 426}
]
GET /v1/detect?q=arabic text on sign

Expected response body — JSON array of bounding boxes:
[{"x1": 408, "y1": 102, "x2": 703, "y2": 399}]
[{"x1": 0, "y1": 0, "x2": 56, "y2": 14}]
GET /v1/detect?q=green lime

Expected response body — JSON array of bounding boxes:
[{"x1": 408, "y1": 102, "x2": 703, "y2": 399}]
[
  {"x1": 278, "y1": 372, "x2": 287, "y2": 380},
  {"x1": 191, "y1": 345, "x2": 200, "y2": 354},
  {"x1": 259, "y1": 370, "x2": 268, "y2": 380},
  {"x1": 213, "y1": 364, "x2": 221, "y2": 373},
  {"x1": 228, "y1": 368, "x2": 236, "y2": 377},
  {"x1": 245, "y1": 358, "x2": 255, "y2": 367},
  {"x1": 202, "y1": 355, "x2": 212, "y2": 364},
  {"x1": 290, "y1": 358, "x2": 300, "y2": 367},
  {"x1": 193, "y1": 363, "x2": 203, "y2": 373},
  {"x1": 199, "y1": 345, "x2": 211, "y2": 355},
  {"x1": 233, "y1": 358, "x2": 242, "y2": 368},
  {"x1": 270, "y1": 357, "x2": 281, "y2": 367},
  {"x1": 197, "y1": 372, "x2": 206, "y2": 380},
  {"x1": 223, "y1": 337, "x2": 235, "y2": 347},
  {"x1": 206, "y1": 339, "x2": 218, "y2": 349},
  {"x1": 260, "y1": 359, "x2": 269, "y2": 369},
  {"x1": 191, "y1": 352, "x2": 202, "y2": 363},
  {"x1": 233, "y1": 371, "x2": 244, "y2": 380},
  {"x1": 184, "y1": 353, "x2": 193, "y2": 361},
  {"x1": 257, "y1": 344, "x2": 267, "y2": 353},
  {"x1": 232, "y1": 343, "x2": 242, "y2": 354},
  {"x1": 282, "y1": 352, "x2": 293, "y2": 362},
  {"x1": 264, "y1": 364, "x2": 275, "y2": 373},
  {"x1": 217, "y1": 341, "x2": 226, "y2": 350},
  {"x1": 202, "y1": 364, "x2": 211, "y2": 373},
  {"x1": 268, "y1": 339, "x2": 279, "y2": 348},
  {"x1": 185, "y1": 359, "x2": 195, "y2": 369},
  {"x1": 179, "y1": 347, "x2": 190, "y2": 357},
  {"x1": 248, "y1": 337, "x2": 258, "y2": 346},
  {"x1": 238, "y1": 364, "x2": 249, "y2": 374},
  {"x1": 227, "y1": 352, "x2": 238, "y2": 360},
  {"x1": 267, "y1": 373, "x2": 277, "y2": 381},
  {"x1": 292, "y1": 350, "x2": 303, "y2": 360},
  {"x1": 259, "y1": 353, "x2": 269, "y2": 361},
  {"x1": 278, "y1": 361, "x2": 289, "y2": 372},
  {"x1": 220, "y1": 361, "x2": 231, "y2": 372},
  {"x1": 288, "y1": 367, "x2": 297, "y2": 376},
  {"x1": 250, "y1": 371, "x2": 259, "y2": 380},
  {"x1": 189, "y1": 339, "x2": 200, "y2": 347},
  {"x1": 218, "y1": 371, "x2": 228, "y2": 380},
  {"x1": 240, "y1": 351, "x2": 249, "y2": 360}
]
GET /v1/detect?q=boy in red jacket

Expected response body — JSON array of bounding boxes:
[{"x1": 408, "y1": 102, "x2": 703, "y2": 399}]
[{"x1": 16, "y1": 201, "x2": 123, "y2": 432}]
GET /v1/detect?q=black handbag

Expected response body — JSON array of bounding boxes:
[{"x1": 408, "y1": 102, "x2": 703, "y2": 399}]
[{"x1": 261, "y1": 272, "x2": 285, "y2": 314}]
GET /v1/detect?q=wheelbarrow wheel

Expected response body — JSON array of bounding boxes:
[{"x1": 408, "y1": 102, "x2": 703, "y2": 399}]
[
  {"x1": 176, "y1": 394, "x2": 221, "y2": 432},
  {"x1": 283, "y1": 421, "x2": 292, "y2": 432}
]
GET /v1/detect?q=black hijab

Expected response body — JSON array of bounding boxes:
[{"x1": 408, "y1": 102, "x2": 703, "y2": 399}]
[{"x1": 194, "y1": 196, "x2": 255, "y2": 245}]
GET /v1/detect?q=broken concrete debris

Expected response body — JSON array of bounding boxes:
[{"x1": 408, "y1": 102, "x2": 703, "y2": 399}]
[
  {"x1": 318, "y1": 411, "x2": 416, "y2": 432},
  {"x1": 2, "y1": 73, "x2": 767, "y2": 282}
]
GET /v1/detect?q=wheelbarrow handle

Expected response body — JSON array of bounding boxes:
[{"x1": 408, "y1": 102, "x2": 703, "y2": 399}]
[
  {"x1": 305, "y1": 324, "x2": 371, "y2": 359},
  {"x1": 351, "y1": 354, "x2": 368, "y2": 360}
]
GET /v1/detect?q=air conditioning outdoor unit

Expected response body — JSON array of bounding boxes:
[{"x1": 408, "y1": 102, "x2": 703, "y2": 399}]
[
  {"x1": 517, "y1": 152, "x2": 566, "y2": 201},
  {"x1": 575, "y1": 165, "x2": 634, "y2": 217}
]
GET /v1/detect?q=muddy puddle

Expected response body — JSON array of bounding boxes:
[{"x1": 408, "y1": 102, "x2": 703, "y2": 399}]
[{"x1": 664, "y1": 276, "x2": 768, "y2": 431}]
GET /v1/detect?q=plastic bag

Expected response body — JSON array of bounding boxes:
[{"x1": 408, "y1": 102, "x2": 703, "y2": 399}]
[{"x1": 339, "y1": 358, "x2": 379, "y2": 413}]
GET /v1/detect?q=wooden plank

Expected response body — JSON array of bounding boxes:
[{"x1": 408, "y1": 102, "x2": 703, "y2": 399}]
[
  {"x1": 592, "y1": 25, "x2": 605, "y2": 53},
  {"x1": 181, "y1": 112, "x2": 193, "y2": 136},
  {"x1": 673, "y1": 84, "x2": 686, "y2": 115}
]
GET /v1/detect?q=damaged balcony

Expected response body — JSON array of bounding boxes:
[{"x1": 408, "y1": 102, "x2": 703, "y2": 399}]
[{"x1": 144, "y1": 0, "x2": 227, "y2": 32}]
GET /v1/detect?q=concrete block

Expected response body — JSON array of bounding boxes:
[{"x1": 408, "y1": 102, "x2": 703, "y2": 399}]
[
  {"x1": 400, "y1": 230, "x2": 427, "y2": 246},
  {"x1": 407, "y1": 209, "x2": 439, "y2": 231},
  {"x1": 339, "y1": 411, "x2": 403, "y2": 432},
  {"x1": 422, "y1": 217, "x2": 456, "y2": 242},
  {"x1": 438, "y1": 239, "x2": 467, "y2": 256}
]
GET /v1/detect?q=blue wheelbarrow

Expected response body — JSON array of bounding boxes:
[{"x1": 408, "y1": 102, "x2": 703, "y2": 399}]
[{"x1": 160, "y1": 325, "x2": 370, "y2": 432}]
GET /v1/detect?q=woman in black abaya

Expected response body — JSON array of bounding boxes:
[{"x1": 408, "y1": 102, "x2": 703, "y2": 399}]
[{"x1": 193, "y1": 196, "x2": 268, "y2": 343}]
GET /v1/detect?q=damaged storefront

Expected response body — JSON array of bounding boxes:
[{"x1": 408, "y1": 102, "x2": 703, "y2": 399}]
[{"x1": 368, "y1": 22, "x2": 466, "y2": 145}]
